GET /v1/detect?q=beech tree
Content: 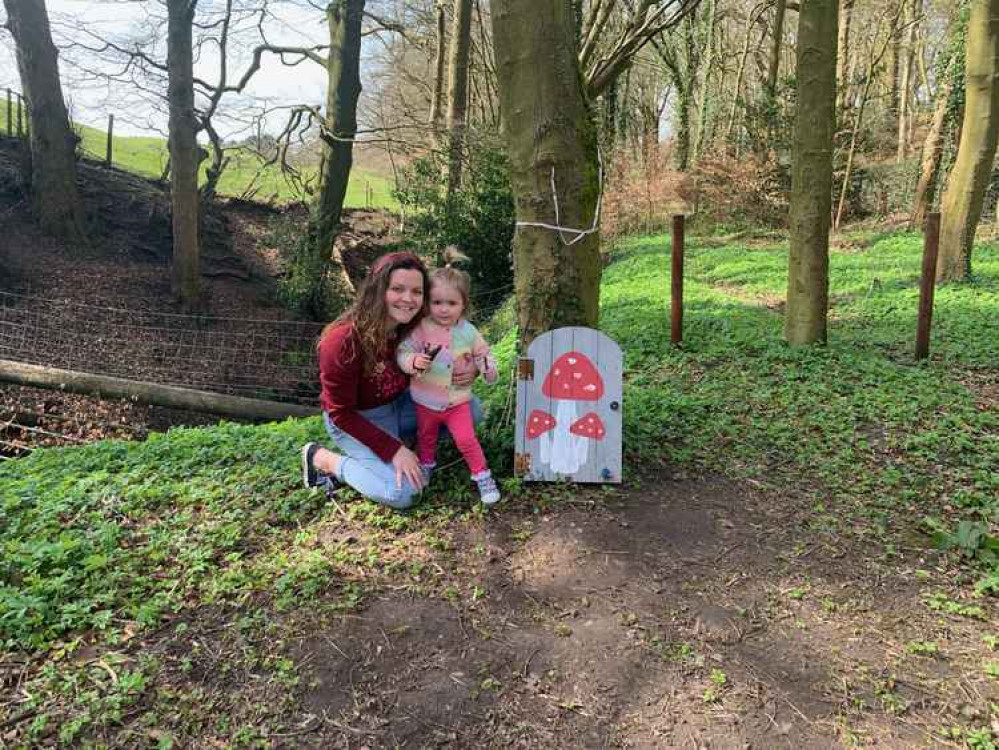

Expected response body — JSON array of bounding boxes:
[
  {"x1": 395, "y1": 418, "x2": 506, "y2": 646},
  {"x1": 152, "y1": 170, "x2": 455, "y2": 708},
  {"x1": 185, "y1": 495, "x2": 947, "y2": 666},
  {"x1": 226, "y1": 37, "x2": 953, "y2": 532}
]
[
  {"x1": 3, "y1": 0, "x2": 87, "y2": 241},
  {"x1": 309, "y1": 0, "x2": 365, "y2": 280},
  {"x1": 785, "y1": 0, "x2": 838, "y2": 346},
  {"x1": 492, "y1": 0, "x2": 602, "y2": 345},
  {"x1": 937, "y1": 0, "x2": 999, "y2": 282}
]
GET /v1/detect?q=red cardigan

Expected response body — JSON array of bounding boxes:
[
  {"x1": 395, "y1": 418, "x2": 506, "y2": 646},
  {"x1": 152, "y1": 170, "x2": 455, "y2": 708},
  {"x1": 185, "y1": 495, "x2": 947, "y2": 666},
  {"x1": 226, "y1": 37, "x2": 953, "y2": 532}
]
[{"x1": 318, "y1": 323, "x2": 409, "y2": 463}]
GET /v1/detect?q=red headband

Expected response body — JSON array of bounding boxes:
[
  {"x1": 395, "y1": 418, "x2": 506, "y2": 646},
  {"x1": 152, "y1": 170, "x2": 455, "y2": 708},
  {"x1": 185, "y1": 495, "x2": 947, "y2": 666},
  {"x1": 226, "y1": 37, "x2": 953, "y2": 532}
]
[{"x1": 371, "y1": 251, "x2": 424, "y2": 276}]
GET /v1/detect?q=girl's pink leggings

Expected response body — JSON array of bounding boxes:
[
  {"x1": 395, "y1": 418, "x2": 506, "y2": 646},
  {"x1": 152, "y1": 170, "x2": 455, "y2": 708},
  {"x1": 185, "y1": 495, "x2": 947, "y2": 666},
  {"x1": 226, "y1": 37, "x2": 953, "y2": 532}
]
[{"x1": 415, "y1": 402, "x2": 488, "y2": 475}]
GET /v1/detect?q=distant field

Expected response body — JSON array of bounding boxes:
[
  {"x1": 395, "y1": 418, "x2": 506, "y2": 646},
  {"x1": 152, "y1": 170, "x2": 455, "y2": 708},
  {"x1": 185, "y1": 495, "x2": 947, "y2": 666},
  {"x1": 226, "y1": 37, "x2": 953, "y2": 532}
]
[{"x1": 1, "y1": 110, "x2": 394, "y2": 208}]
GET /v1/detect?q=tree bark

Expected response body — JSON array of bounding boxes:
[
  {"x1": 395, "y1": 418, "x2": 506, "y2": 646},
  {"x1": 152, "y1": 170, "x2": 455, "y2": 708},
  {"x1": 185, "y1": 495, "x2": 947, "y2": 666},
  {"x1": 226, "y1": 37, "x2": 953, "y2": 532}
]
[
  {"x1": 429, "y1": 2, "x2": 447, "y2": 132},
  {"x1": 887, "y1": 9, "x2": 901, "y2": 123},
  {"x1": 446, "y1": 0, "x2": 473, "y2": 197},
  {"x1": 766, "y1": 0, "x2": 787, "y2": 98},
  {"x1": 0, "y1": 359, "x2": 316, "y2": 421},
  {"x1": 938, "y1": 0, "x2": 999, "y2": 282},
  {"x1": 896, "y1": 0, "x2": 918, "y2": 162},
  {"x1": 725, "y1": 1, "x2": 767, "y2": 142},
  {"x1": 300, "y1": 0, "x2": 364, "y2": 313},
  {"x1": 314, "y1": 0, "x2": 364, "y2": 241},
  {"x1": 785, "y1": 0, "x2": 838, "y2": 347},
  {"x1": 672, "y1": 16, "x2": 697, "y2": 171},
  {"x1": 492, "y1": 0, "x2": 602, "y2": 346},
  {"x1": 910, "y1": 56, "x2": 957, "y2": 230},
  {"x1": 692, "y1": 0, "x2": 717, "y2": 165},
  {"x1": 167, "y1": 0, "x2": 203, "y2": 312},
  {"x1": 3, "y1": 0, "x2": 87, "y2": 241},
  {"x1": 836, "y1": 0, "x2": 854, "y2": 112}
]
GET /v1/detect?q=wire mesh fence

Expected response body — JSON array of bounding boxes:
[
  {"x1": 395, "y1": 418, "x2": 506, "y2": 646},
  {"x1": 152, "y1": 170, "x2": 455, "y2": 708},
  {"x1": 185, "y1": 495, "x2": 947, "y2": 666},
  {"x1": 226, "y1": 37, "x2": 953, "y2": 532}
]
[
  {"x1": 2, "y1": 88, "x2": 27, "y2": 140},
  {"x1": 0, "y1": 291, "x2": 325, "y2": 404},
  {"x1": 0, "y1": 282, "x2": 514, "y2": 457}
]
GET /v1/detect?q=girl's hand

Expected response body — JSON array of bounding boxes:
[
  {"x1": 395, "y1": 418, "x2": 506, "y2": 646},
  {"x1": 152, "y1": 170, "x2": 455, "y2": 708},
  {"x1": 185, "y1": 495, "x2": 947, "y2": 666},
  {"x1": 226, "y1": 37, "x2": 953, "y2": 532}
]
[
  {"x1": 392, "y1": 446, "x2": 424, "y2": 490},
  {"x1": 412, "y1": 354, "x2": 432, "y2": 372},
  {"x1": 452, "y1": 367, "x2": 479, "y2": 387}
]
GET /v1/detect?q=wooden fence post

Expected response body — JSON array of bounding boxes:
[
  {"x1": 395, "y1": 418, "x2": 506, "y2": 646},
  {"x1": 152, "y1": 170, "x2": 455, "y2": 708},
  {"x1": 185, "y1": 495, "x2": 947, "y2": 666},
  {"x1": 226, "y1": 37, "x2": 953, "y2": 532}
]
[
  {"x1": 671, "y1": 214, "x2": 685, "y2": 346},
  {"x1": 915, "y1": 212, "x2": 941, "y2": 360},
  {"x1": 106, "y1": 113, "x2": 114, "y2": 166}
]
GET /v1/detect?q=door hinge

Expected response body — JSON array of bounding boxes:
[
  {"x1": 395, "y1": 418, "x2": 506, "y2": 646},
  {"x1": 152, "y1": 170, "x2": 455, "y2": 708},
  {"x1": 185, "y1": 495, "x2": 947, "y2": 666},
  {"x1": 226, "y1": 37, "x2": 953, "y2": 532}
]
[
  {"x1": 517, "y1": 358, "x2": 534, "y2": 380},
  {"x1": 514, "y1": 452, "x2": 531, "y2": 475}
]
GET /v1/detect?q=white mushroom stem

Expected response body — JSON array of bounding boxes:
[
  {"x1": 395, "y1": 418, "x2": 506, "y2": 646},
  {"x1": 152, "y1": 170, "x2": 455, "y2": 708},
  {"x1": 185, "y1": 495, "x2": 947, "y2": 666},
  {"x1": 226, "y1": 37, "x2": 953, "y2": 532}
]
[
  {"x1": 573, "y1": 428, "x2": 589, "y2": 470},
  {"x1": 550, "y1": 400, "x2": 577, "y2": 474}
]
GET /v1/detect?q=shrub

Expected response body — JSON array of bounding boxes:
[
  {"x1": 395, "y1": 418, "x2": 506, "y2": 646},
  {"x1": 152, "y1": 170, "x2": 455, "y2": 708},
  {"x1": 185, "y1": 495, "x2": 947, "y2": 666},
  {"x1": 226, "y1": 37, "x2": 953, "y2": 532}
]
[
  {"x1": 393, "y1": 132, "x2": 514, "y2": 304},
  {"x1": 691, "y1": 151, "x2": 789, "y2": 231},
  {"x1": 601, "y1": 143, "x2": 696, "y2": 240}
]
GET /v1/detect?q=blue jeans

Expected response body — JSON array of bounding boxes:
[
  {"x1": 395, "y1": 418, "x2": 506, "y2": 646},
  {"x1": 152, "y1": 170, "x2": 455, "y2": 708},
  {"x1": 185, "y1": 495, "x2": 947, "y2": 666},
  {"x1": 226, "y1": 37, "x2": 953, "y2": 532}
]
[{"x1": 323, "y1": 391, "x2": 482, "y2": 510}]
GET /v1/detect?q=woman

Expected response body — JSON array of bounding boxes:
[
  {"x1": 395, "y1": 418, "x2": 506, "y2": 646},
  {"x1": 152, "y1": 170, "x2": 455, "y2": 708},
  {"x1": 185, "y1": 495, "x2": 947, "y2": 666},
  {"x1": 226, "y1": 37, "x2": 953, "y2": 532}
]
[{"x1": 301, "y1": 251, "x2": 477, "y2": 509}]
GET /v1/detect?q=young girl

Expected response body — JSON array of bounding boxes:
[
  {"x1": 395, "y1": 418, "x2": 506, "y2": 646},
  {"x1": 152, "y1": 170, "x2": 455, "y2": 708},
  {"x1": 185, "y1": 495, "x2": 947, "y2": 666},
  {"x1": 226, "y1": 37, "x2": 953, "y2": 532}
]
[{"x1": 397, "y1": 266, "x2": 500, "y2": 505}]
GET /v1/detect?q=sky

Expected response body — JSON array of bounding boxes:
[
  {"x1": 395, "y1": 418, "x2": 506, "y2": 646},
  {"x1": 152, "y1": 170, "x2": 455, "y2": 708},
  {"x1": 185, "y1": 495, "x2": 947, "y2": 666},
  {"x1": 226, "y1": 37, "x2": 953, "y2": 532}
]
[{"x1": 0, "y1": 0, "x2": 333, "y2": 140}]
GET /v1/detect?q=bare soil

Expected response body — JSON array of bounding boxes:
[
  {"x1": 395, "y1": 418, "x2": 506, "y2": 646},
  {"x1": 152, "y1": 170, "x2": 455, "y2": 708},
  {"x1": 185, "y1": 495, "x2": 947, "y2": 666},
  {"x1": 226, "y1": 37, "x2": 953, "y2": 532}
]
[{"x1": 118, "y1": 475, "x2": 997, "y2": 748}]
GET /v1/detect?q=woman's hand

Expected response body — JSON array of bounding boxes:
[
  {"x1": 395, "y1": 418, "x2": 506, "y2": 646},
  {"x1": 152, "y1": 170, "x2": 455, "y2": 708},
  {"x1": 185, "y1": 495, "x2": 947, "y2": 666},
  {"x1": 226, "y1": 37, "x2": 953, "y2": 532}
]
[{"x1": 392, "y1": 446, "x2": 424, "y2": 490}]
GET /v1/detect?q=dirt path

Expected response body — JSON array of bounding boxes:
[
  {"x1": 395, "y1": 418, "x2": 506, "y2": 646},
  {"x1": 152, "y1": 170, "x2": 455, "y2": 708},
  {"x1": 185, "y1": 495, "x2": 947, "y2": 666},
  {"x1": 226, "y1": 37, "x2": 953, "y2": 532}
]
[{"x1": 131, "y1": 475, "x2": 995, "y2": 749}]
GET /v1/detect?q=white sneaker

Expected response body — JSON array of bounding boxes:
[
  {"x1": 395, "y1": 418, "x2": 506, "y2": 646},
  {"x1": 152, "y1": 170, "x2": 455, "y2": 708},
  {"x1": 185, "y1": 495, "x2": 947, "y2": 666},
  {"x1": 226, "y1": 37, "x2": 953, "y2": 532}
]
[{"x1": 473, "y1": 472, "x2": 500, "y2": 505}]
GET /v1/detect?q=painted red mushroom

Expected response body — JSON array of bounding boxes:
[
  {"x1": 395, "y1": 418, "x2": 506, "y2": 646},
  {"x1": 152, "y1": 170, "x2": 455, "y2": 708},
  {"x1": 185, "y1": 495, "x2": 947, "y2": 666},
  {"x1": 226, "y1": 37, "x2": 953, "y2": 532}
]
[
  {"x1": 570, "y1": 412, "x2": 605, "y2": 440},
  {"x1": 539, "y1": 352, "x2": 604, "y2": 473},
  {"x1": 526, "y1": 409, "x2": 556, "y2": 439}
]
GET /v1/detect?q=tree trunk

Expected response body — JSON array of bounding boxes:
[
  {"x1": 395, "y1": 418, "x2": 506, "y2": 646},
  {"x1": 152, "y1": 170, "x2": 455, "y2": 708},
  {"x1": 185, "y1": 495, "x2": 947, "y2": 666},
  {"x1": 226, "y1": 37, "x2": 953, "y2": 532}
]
[
  {"x1": 836, "y1": 0, "x2": 854, "y2": 112},
  {"x1": 167, "y1": 0, "x2": 203, "y2": 312},
  {"x1": 938, "y1": 0, "x2": 999, "y2": 282},
  {"x1": 785, "y1": 0, "x2": 838, "y2": 347},
  {"x1": 430, "y1": 3, "x2": 447, "y2": 132},
  {"x1": 446, "y1": 0, "x2": 473, "y2": 198},
  {"x1": 0, "y1": 359, "x2": 317, "y2": 422},
  {"x1": 692, "y1": 0, "x2": 717, "y2": 164},
  {"x1": 766, "y1": 0, "x2": 787, "y2": 99},
  {"x1": 887, "y1": 11, "x2": 901, "y2": 123},
  {"x1": 896, "y1": 0, "x2": 918, "y2": 162},
  {"x1": 835, "y1": 56, "x2": 876, "y2": 229},
  {"x1": 725, "y1": 1, "x2": 766, "y2": 143},
  {"x1": 910, "y1": 56, "x2": 957, "y2": 230},
  {"x1": 3, "y1": 0, "x2": 87, "y2": 241},
  {"x1": 492, "y1": 0, "x2": 602, "y2": 346},
  {"x1": 302, "y1": 0, "x2": 364, "y2": 313}
]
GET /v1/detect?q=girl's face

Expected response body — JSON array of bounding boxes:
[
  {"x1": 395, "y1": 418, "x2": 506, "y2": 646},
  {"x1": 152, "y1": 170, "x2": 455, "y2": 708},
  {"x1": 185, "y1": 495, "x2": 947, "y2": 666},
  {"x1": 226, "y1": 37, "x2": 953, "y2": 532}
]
[
  {"x1": 384, "y1": 268, "x2": 425, "y2": 328},
  {"x1": 429, "y1": 281, "x2": 464, "y2": 327}
]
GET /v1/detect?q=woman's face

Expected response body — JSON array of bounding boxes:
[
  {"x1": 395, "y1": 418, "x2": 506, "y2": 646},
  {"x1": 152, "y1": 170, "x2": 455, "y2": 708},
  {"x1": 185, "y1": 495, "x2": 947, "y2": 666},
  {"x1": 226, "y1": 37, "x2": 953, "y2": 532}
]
[{"x1": 384, "y1": 268, "x2": 425, "y2": 327}]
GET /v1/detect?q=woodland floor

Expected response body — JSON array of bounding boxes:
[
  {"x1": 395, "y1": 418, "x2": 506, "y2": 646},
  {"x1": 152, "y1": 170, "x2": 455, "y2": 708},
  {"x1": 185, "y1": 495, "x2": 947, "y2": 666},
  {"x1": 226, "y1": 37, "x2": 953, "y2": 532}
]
[{"x1": 1, "y1": 179, "x2": 997, "y2": 748}]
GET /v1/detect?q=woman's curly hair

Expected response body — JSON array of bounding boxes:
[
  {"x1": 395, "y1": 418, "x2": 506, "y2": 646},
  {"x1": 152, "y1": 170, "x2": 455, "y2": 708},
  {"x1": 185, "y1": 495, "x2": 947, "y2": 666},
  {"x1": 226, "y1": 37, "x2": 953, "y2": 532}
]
[{"x1": 319, "y1": 252, "x2": 430, "y2": 371}]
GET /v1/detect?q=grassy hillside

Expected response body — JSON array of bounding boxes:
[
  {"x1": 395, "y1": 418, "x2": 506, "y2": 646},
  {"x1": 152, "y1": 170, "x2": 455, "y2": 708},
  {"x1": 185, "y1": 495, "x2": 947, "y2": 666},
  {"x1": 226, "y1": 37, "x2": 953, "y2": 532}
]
[
  {"x1": 2, "y1": 229, "x2": 998, "y2": 744},
  {"x1": 0, "y1": 114, "x2": 395, "y2": 207}
]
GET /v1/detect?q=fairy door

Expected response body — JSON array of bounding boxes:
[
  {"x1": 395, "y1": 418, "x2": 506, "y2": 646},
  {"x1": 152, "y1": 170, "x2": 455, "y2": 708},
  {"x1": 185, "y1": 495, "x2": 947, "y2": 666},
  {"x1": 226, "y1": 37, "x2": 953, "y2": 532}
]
[{"x1": 514, "y1": 327, "x2": 623, "y2": 483}]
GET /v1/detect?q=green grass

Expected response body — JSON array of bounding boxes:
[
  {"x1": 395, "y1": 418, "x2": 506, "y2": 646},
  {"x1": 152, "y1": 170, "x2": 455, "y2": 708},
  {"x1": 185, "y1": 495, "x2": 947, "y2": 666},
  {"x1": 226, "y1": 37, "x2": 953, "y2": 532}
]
[
  {"x1": 597, "y1": 230, "x2": 998, "y2": 563},
  {"x1": 2, "y1": 104, "x2": 394, "y2": 207},
  {"x1": 1, "y1": 227, "x2": 998, "y2": 742},
  {"x1": 4, "y1": 227, "x2": 997, "y2": 651}
]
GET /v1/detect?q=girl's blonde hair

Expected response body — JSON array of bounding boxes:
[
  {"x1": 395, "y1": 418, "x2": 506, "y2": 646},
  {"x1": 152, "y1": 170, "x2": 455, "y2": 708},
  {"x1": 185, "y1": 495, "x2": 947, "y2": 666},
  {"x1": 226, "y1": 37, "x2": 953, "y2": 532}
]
[{"x1": 431, "y1": 245, "x2": 473, "y2": 317}]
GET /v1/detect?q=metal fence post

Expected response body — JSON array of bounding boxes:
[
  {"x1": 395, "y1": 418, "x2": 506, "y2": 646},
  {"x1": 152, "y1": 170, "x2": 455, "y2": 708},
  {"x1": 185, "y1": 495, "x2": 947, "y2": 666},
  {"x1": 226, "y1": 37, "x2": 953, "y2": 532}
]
[{"x1": 671, "y1": 214, "x2": 685, "y2": 346}]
